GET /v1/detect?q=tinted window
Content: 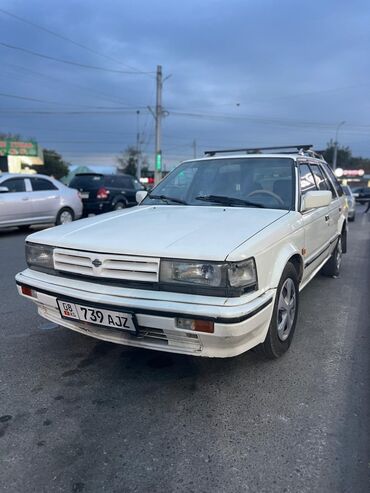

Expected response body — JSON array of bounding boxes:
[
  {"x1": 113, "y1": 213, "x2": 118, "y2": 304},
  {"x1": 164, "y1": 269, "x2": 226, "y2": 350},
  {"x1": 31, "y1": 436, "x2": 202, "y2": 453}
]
[
  {"x1": 309, "y1": 164, "x2": 335, "y2": 197},
  {"x1": 70, "y1": 174, "x2": 103, "y2": 189},
  {"x1": 31, "y1": 177, "x2": 58, "y2": 191},
  {"x1": 322, "y1": 164, "x2": 343, "y2": 197},
  {"x1": 112, "y1": 176, "x2": 133, "y2": 189},
  {"x1": 299, "y1": 164, "x2": 317, "y2": 195},
  {"x1": 2, "y1": 178, "x2": 26, "y2": 192}
]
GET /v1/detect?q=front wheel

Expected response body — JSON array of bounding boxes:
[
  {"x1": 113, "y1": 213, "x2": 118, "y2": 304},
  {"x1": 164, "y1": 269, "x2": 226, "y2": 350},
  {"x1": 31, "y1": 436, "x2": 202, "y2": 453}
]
[
  {"x1": 322, "y1": 236, "x2": 342, "y2": 277},
  {"x1": 56, "y1": 207, "x2": 74, "y2": 226},
  {"x1": 261, "y1": 263, "x2": 299, "y2": 359}
]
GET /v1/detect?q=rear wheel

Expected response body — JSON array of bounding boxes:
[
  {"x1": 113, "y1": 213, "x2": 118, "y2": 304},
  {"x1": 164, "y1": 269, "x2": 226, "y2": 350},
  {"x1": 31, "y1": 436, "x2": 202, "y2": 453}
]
[
  {"x1": 56, "y1": 207, "x2": 74, "y2": 226},
  {"x1": 322, "y1": 236, "x2": 342, "y2": 277},
  {"x1": 113, "y1": 201, "x2": 125, "y2": 211},
  {"x1": 261, "y1": 263, "x2": 299, "y2": 359}
]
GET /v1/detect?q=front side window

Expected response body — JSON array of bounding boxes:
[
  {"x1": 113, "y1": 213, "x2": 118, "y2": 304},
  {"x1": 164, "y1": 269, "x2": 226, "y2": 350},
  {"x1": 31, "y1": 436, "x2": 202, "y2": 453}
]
[
  {"x1": 30, "y1": 177, "x2": 58, "y2": 191},
  {"x1": 143, "y1": 157, "x2": 295, "y2": 210},
  {"x1": 2, "y1": 178, "x2": 26, "y2": 192}
]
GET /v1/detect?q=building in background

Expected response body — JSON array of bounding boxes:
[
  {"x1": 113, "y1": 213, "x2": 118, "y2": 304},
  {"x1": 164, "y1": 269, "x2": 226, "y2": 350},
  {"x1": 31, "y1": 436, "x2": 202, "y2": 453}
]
[{"x1": 0, "y1": 138, "x2": 44, "y2": 173}]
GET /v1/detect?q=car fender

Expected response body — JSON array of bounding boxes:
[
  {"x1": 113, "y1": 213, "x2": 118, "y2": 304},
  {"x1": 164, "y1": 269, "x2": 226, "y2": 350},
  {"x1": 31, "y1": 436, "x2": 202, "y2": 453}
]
[{"x1": 258, "y1": 242, "x2": 304, "y2": 290}]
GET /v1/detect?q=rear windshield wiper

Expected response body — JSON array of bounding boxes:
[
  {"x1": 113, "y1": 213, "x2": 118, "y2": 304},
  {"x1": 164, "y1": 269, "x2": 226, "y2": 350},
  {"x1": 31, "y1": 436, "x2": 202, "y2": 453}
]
[
  {"x1": 148, "y1": 194, "x2": 188, "y2": 205},
  {"x1": 195, "y1": 194, "x2": 264, "y2": 208}
]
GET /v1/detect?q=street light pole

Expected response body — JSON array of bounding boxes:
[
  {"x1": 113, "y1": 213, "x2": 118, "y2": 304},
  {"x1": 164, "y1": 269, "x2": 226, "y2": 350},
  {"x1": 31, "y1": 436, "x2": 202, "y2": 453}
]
[{"x1": 333, "y1": 120, "x2": 345, "y2": 170}]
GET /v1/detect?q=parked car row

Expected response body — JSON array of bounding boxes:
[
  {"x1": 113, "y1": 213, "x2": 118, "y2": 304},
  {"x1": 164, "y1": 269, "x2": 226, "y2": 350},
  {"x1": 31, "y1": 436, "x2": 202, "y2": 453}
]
[{"x1": 0, "y1": 172, "x2": 144, "y2": 230}]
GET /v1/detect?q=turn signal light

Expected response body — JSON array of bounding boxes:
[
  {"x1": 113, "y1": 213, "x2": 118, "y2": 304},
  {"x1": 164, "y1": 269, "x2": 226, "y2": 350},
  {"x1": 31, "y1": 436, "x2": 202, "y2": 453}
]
[{"x1": 176, "y1": 318, "x2": 214, "y2": 333}]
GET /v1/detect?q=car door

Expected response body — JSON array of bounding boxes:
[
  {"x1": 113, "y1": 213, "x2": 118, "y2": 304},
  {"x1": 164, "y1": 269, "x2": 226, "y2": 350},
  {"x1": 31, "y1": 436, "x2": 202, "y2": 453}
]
[
  {"x1": 309, "y1": 163, "x2": 339, "y2": 244},
  {"x1": 299, "y1": 163, "x2": 332, "y2": 279},
  {"x1": 29, "y1": 177, "x2": 60, "y2": 221},
  {"x1": 0, "y1": 177, "x2": 32, "y2": 226}
]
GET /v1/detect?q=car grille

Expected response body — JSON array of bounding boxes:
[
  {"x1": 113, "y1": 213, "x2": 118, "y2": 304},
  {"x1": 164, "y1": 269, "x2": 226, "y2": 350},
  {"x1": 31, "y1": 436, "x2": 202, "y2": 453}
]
[{"x1": 53, "y1": 248, "x2": 160, "y2": 282}]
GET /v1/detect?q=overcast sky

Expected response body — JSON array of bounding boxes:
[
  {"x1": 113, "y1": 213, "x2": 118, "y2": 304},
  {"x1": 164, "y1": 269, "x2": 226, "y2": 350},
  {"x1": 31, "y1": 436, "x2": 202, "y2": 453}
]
[{"x1": 1, "y1": 0, "x2": 370, "y2": 169}]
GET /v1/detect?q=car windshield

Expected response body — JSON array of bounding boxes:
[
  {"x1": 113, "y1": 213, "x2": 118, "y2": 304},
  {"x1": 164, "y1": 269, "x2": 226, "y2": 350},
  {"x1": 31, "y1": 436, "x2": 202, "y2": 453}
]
[{"x1": 143, "y1": 157, "x2": 295, "y2": 210}]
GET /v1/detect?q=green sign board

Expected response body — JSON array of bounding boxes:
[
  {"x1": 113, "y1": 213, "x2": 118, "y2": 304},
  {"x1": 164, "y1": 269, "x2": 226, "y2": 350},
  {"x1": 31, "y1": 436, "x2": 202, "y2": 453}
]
[{"x1": 0, "y1": 139, "x2": 38, "y2": 157}]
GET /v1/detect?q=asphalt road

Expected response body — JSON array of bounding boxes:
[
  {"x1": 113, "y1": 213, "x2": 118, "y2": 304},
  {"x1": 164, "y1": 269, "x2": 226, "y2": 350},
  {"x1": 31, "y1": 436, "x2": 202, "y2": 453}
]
[{"x1": 0, "y1": 209, "x2": 369, "y2": 493}]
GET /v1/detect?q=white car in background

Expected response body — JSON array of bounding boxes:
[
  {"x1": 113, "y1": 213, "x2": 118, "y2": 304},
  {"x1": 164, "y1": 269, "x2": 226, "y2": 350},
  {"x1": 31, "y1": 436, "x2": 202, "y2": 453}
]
[
  {"x1": 16, "y1": 146, "x2": 347, "y2": 359},
  {"x1": 0, "y1": 173, "x2": 82, "y2": 230}
]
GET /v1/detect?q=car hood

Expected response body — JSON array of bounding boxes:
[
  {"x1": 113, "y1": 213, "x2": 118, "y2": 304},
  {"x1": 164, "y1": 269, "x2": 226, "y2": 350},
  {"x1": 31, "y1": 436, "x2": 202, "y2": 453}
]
[{"x1": 28, "y1": 205, "x2": 289, "y2": 261}]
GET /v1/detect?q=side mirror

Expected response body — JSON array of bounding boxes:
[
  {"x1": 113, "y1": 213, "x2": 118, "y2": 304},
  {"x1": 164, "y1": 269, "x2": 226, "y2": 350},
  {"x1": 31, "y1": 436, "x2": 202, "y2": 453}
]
[
  {"x1": 136, "y1": 190, "x2": 148, "y2": 204},
  {"x1": 0, "y1": 186, "x2": 9, "y2": 193},
  {"x1": 301, "y1": 190, "x2": 332, "y2": 211}
]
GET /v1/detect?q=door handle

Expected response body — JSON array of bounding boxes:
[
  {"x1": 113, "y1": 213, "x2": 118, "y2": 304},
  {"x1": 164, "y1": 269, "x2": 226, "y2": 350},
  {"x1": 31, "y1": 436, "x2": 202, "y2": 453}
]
[{"x1": 325, "y1": 214, "x2": 330, "y2": 222}]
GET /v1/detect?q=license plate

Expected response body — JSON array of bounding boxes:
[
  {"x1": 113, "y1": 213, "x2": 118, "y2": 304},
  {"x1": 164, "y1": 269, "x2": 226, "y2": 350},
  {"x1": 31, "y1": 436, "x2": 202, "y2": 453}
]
[
  {"x1": 80, "y1": 192, "x2": 89, "y2": 199},
  {"x1": 57, "y1": 300, "x2": 136, "y2": 332}
]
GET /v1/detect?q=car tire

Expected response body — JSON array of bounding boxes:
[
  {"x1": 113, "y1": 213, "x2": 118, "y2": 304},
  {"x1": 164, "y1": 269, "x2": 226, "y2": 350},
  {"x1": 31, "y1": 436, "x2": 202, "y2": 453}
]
[
  {"x1": 113, "y1": 201, "x2": 126, "y2": 211},
  {"x1": 322, "y1": 235, "x2": 342, "y2": 277},
  {"x1": 56, "y1": 207, "x2": 74, "y2": 226},
  {"x1": 261, "y1": 262, "x2": 299, "y2": 359},
  {"x1": 18, "y1": 225, "x2": 31, "y2": 232}
]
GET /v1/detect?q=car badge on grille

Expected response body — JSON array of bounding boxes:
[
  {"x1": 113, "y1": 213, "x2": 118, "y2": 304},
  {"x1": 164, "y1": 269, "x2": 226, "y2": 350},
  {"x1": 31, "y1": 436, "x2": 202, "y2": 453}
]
[{"x1": 92, "y1": 258, "x2": 102, "y2": 268}]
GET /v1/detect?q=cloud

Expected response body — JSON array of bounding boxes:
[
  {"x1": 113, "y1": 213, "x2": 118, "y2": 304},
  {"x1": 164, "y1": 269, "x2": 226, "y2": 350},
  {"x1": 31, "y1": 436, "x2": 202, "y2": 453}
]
[{"x1": 0, "y1": 0, "x2": 370, "y2": 166}]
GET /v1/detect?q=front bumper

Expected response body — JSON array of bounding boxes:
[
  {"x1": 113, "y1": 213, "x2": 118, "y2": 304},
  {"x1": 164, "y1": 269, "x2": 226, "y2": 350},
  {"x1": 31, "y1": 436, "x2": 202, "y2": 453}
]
[{"x1": 15, "y1": 269, "x2": 275, "y2": 358}]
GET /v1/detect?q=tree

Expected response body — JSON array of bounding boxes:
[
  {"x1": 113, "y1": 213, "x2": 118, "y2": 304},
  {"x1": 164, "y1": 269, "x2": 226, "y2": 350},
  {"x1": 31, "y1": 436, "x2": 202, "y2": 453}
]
[
  {"x1": 322, "y1": 140, "x2": 370, "y2": 172},
  {"x1": 116, "y1": 146, "x2": 139, "y2": 176},
  {"x1": 42, "y1": 149, "x2": 69, "y2": 179},
  {"x1": 321, "y1": 139, "x2": 352, "y2": 169}
]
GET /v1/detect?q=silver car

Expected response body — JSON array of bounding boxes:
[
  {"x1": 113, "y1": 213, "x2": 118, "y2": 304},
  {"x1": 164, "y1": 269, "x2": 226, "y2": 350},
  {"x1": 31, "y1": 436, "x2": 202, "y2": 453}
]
[
  {"x1": 0, "y1": 173, "x2": 83, "y2": 230},
  {"x1": 342, "y1": 185, "x2": 356, "y2": 222}
]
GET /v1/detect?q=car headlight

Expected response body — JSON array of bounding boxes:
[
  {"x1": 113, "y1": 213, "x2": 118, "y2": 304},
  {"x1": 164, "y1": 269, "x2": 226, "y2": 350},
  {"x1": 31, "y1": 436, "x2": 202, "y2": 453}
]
[
  {"x1": 160, "y1": 258, "x2": 257, "y2": 295},
  {"x1": 26, "y1": 243, "x2": 54, "y2": 270}
]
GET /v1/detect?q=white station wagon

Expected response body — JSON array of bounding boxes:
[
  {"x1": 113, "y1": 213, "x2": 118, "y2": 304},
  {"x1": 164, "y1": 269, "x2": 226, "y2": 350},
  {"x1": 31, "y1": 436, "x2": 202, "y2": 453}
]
[{"x1": 16, "y1": 146, "x2": 348, "y2": 359}]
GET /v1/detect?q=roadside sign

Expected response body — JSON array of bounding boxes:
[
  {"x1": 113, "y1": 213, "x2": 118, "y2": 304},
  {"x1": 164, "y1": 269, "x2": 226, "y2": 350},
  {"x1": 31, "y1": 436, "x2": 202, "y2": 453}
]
[{"x1": 0, "y1": 139, "x2": 38, "y2": 157}]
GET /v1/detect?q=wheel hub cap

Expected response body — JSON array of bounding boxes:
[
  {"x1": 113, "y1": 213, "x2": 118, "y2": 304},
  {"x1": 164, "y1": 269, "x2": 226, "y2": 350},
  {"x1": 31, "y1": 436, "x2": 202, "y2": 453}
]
[{"x1": 277, "y1": 278, "x2": 296, "y2": 341}]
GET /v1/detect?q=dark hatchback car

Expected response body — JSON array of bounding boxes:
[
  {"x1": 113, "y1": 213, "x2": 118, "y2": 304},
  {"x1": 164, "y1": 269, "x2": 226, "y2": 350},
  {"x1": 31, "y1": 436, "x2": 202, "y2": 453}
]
[
  {"x1": 69, "y1": 173, "x2": 145, "y2": 216},
  {"x1": 352, "y1": 186, "x2": 370, "y2": 204}
]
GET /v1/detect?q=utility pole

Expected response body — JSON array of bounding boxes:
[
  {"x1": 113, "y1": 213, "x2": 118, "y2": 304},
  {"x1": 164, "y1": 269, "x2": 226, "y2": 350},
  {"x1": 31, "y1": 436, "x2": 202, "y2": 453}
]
[
  {"x1": 136, "y1": 110, "x2": 141, "y2": 181},
  {"x1": 154, "y1": 65, "x2": 163, "y2": 184},
  {"x1": 192, "y1": 139, "x2": 197, "y2": 159}
]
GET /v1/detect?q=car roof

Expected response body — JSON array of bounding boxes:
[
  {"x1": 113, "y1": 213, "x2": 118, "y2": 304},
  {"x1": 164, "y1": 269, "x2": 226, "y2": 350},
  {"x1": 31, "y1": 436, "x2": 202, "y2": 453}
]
[
  {"x1": 0, "y1": 172, "x2": 54, "y2": 180},
  {"x1": 181, "y1": 153, "x2": 326, "y2": 164},
  {"x1": 74, "y1": 173, "x2": 131, "y2": 177}
]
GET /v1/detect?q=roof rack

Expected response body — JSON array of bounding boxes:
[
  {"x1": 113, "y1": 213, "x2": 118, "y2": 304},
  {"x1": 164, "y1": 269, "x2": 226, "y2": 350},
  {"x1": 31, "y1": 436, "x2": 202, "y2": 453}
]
[{"x1": 204, "y1": 144, "x2": 324, "y2": 159}]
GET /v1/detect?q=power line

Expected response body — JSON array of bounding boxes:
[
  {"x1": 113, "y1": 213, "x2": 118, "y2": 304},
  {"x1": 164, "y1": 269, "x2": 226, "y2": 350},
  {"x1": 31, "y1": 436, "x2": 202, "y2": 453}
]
[
  {"x1": 2, "y1": 60, "x2": 140, "y2": 108},
  {"x1": 0, "y1": 42, "x2": 154, "y2": 75},
  {"x1": 0, "y1": 7, "x2": 151, "y2": 75}
]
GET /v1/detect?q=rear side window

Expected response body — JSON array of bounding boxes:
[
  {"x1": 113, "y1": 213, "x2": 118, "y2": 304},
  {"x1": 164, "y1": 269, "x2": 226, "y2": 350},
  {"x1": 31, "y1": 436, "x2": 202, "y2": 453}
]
[
  {"x1": 113, "y1": 176, "x2": 134, "y2": 189},
  {"x1": 30, "y1": 177, "x2": 58, "y2": 191},
  {"x1": 309, "y1": 164, "x2": 335, "y2": 198},
  {"x1": 322, "y1": 164, "x2": 343, "y2": 197},
  {"x1": 70, "y1": 175, "x2": 103, "y2": 189},
  {"x1": 299, "y1": 164, "x2": 317, "y2": 195},
  {"x1": 2, "y1": 178, "x2": 26, "y2": 192}
]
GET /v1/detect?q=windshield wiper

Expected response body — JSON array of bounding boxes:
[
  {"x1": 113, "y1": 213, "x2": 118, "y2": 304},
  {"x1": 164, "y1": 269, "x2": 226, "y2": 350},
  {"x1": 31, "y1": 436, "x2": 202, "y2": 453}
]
[
  {"x1": 148, "y1": 194, "x2": 188, "y2": 205},
  {"x1": 195, "y1": 194, "x2": 264, "y2": 208}
]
